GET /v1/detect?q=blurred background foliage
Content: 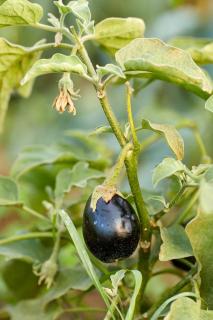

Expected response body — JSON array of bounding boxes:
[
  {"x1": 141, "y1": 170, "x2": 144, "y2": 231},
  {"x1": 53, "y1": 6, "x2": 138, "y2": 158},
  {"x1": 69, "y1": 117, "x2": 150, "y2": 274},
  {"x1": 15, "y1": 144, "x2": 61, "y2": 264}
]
[
  {"x1": 0, "y1": 0, "x2": 212, "y2": 316},
  {"x1": 0, "y1": 0, "x2": 212, "y2": 185},
  {"x1": 0, "y1": 0, "x2": 212, "y2": 187}
]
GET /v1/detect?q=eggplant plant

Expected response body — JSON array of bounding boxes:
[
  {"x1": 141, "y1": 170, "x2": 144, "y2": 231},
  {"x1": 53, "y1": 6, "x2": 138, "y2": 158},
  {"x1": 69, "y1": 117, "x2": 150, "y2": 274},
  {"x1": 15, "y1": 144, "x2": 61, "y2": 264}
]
[{"x1": 0, "y1": 0, "x2": 212, "y2": 319}]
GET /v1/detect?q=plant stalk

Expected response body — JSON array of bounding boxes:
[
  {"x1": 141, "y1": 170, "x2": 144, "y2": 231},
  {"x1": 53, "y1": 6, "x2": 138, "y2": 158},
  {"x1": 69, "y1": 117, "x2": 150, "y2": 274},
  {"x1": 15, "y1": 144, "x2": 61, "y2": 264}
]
[{"x1": 75, "y1": 35, "x2": 152, "y2": 312}]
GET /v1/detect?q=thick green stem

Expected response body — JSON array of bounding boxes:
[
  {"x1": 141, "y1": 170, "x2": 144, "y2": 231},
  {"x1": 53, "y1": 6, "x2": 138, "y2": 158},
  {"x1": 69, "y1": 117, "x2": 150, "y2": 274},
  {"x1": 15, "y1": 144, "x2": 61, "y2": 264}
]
[
  {"x1": 76, "y1": 37, "x2": 152, "y2": 313},
  {"x1": 98, "y1": 93, "x2": 127, "y2": 146}
]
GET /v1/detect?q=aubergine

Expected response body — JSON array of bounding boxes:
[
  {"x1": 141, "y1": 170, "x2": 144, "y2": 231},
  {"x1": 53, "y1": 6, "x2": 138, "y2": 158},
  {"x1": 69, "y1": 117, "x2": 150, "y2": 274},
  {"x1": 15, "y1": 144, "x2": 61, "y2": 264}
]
[{"x1": 83, "y1": 194, "x2": 140, "y2": 263}]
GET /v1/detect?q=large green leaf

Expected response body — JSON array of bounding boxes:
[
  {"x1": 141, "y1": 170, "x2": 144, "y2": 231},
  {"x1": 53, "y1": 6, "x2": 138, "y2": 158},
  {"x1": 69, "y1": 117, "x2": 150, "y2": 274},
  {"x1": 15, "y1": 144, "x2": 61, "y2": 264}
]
[
  {"x1": 152, "y1": 157, "x2": 185, "y2": 187},
  {"x1": 0, "y1": 176, "x2": 20, "y2": 206},
  {"x1": 21, "y1": 54, "x2": 87, "y2": 85},
  {"x1": 42, "y1": 266, "x2": 93, "y2": 304},
  {"x1": 165, "y1": 297, "x2": 199, "y2": 320},
  {"x1": 0, "y1": 0, "x2": 43, "y2": 27},
  {"x1": 55, "y1": 161, "x2": 105, "y2": 206},
  {"x1": 115, "y1": 38, "x2": 212, "y2": 99},
  {"x1": 169, "y1": 37, "x2": 213, "y2": 65},
  {"x1": 165, "y1": 297, "x2": 213, "y2": 320},
  {"x1": 159, "y1": 224, "x2": 193, "y2": 261},
  {"x1": 141, "y1": 119, "x2": 184, "y2": 160},
  {"x1": 3, "y1": 260, "x2": 39, "y2": 300},
  {"x1": 6, "y1": 264, "x2": 93, "y2": 319},
  {"x1": 7, "y1": 301, "x2": 61, "y2": 320},
  {"x1": 11, "y1": 143, "x2": 108, "y2": 179},
  {"x1": 186, "y1": 214, "x2": 213, "y2": 309},
  {"x1": 0, "y1": 238, "x2": 51, "y2": 263},
  {"x1": 0, "y1": 38, "x2": 42, "y2": 132},
  {"x1": 94, "y1": 17, "x2": 145, "y2": 54}
]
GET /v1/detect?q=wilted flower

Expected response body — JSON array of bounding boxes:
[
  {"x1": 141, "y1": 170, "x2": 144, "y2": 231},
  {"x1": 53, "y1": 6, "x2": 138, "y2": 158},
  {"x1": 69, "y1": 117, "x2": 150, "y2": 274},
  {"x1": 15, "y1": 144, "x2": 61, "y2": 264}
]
[
  {"x1": 33, "y1": 259, "x2": 58, "y2": 289},
  {"x1": 53, "y1": 73, "x2": 80, "y2": 115}
]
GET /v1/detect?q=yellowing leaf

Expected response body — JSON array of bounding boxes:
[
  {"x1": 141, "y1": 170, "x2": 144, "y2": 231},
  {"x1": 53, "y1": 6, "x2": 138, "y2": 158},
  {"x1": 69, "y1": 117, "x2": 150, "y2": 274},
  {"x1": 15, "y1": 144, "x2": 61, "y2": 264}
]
[
  {"x1": 116, "y1": 38, "x2": 213, "y2": 99},
  {"x1": 0, "y1": 38, "x2": 43, "y2": 132}
]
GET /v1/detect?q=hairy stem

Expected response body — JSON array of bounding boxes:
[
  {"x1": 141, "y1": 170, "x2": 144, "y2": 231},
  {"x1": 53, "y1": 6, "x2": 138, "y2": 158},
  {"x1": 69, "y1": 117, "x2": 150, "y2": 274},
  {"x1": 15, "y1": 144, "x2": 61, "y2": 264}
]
[{"x1": 75, "y1": 35, "x2": 152, "y2": 313}]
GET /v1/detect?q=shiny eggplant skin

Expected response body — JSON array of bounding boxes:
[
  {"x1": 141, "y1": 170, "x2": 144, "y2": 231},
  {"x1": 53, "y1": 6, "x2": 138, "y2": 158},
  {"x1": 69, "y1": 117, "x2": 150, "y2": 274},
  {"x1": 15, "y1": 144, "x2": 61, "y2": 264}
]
[{"x1": 83, "y1": 194, "x2": 140, "y2": 263}]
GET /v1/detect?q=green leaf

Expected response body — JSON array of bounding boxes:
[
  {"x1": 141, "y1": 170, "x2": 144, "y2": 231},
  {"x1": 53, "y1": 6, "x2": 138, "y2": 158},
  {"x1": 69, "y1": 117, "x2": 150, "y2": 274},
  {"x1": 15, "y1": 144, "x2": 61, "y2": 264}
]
[
  {"x1": 201, "y1": 310, "x2": 213, "y2": 320},
  {"x1": 0, "y1": 176, "x2": 20, "y2": 206},
  {"x1": 125, "y1": 270, "x2": 142, "y2": 320},
  {"x1": 59, "y1": 210, "x2": 112, "y2": 313},
  {"x1": 151, "y1": 293, "x2": 197, "y2": 320},
  {"x1": 11, "y1": 143, "x2": 108, "y2": 179},
  {"x1": 0, "y1": 0, "x2": 43, "y2": 27},
  {"x1": 143, "y1": 190, "x2": 167, "y2": 215},
  {"x1": 94, "y1": 17, "x2": 145, "y2": 54},
  {"x1": 6, "y1": 264, "x2": 93, "y2": 320},
  {"x1": 68, "y1": 0, "x2": 91, "y2": 24},
  {"x1": 7, "y1": 301, "x2": 61, "y2": 320},
  {"x1": 165, "y1": 297, "x2": 213, "y2": 320},
  {"x1": 205, "y1": 95, "x2": 213, "y2": 113},
  {"x1": 55, "y1": 162, "x2": 105, "y2": 206},
  {"x1": 142, "y1": 119, "x2": 184, "y2": 160},
  {"x1": 186, "y1": 214, "x2": 213, "y2": 309},
  {"x1": 21, "y1": 54, "x2": 87, "y2": 85},
  {"x1": 115, "y1": 38, "x2": 213, "y2": 99},
  {"x1": 41, "y1": 266, "x2": 93, "y2": 306},
  {"x1": 97, "y1": 64, "x2": 125, "y2": 79},
  {"x1": 199, "y1": 166, "x2": 213, "y2": 214},
  {"x1": 0, "y1": 238, "x2": 51, "y2": 263},
  {"x1": 169, "y1": 37, "x2": 213, "y2": 65},
  {"x1": 165, "y1": 297, "x2": 199, "y2": 320},
  {"x1": 0, "y1": 38, "x2": 43, "y2": 132},
  {"x1": 159, "y1": 224, "x2": 193, "y2": 261},
  {"x1": 152, "y1": 157, "x2": 185, "y2": 187},
  {"x1": 3, "y1": 260, "x2": 39, "y2": 300}
]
